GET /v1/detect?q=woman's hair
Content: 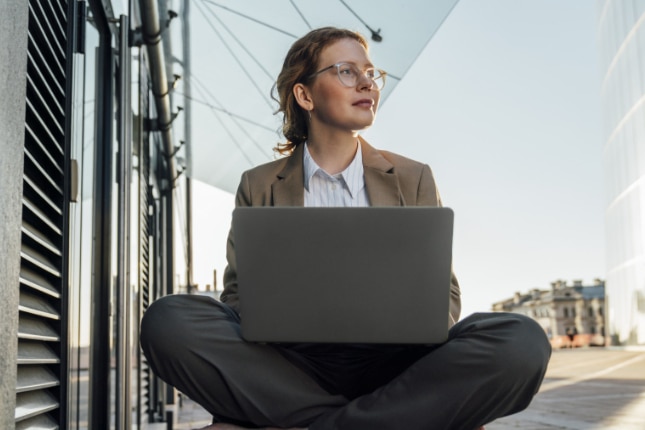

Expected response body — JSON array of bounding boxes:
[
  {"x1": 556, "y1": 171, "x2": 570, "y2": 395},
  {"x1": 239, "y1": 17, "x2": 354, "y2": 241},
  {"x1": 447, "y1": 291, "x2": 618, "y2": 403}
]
[{"x1": 272, "y1": 27, "x2": 368, "y2": 155}]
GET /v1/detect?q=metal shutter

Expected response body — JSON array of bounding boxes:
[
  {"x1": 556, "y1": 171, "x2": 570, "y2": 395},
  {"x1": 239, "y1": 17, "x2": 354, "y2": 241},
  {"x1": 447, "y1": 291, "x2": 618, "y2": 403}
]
[
  {"x1": 139, "y1": 106, "x2": 153, "y2": 423},
  {"x1": 16, "y1": 0, "x2": 69, "y2": 428}
]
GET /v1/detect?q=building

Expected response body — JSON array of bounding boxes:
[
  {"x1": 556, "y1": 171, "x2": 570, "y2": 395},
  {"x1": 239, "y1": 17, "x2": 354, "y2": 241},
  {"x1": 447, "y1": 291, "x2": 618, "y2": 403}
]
[
  {"x1": 1, "y1": 1, "x2": 189, "y2": 428},
  {"x1": 597, "y1": 1, "x2": 645, "y2": 345},
  {"x1": 492, "y1": 279, "x2": 606, "y2": 349}
]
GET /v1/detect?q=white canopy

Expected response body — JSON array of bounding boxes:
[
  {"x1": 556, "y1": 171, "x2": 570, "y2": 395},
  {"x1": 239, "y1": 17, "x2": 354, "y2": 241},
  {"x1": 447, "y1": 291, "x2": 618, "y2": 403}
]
[{"x1": 183, "y1": 0, "x2": 459, "y2": 193}]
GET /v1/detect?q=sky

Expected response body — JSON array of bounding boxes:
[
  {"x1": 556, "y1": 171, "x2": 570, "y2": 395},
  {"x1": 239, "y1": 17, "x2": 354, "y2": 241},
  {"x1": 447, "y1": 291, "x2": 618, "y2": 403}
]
[{"x1": 189, "y1": 0, "x2": 605, "y2": 319}]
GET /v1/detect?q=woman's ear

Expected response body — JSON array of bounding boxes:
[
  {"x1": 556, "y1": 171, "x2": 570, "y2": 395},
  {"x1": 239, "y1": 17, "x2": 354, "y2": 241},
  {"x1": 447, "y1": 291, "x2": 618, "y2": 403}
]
[{"x1": 293, "y1": 83, "x2": 314, "y2": 112}]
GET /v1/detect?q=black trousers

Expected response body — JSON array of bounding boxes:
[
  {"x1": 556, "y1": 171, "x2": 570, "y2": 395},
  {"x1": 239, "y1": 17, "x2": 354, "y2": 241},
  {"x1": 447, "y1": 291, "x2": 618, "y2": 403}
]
[{"x1": 140, "y1": 295, "x2": 551, "y2": 430}]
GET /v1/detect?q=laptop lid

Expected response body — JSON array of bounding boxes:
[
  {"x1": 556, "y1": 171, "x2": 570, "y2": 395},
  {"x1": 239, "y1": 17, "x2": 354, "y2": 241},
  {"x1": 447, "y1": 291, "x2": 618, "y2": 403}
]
[{"x1": 233, "y1": 206, "x2": 454, "y2": 344}]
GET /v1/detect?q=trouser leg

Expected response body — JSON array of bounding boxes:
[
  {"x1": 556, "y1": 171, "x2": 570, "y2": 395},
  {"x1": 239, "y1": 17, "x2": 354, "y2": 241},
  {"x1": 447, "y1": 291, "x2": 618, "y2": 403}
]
[
  {"x1": 310, "y1": 312, "x2": 551, "y2": 430},
  {"x1": 139, "y1": 294, "x2": 347, "y2": 427}
]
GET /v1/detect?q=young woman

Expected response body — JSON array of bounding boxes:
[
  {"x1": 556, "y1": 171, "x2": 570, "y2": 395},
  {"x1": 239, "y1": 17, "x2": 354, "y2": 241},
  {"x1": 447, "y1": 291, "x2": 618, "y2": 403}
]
[{"x1": 141, "y1": 27, "x2": 551, "y2": 430}]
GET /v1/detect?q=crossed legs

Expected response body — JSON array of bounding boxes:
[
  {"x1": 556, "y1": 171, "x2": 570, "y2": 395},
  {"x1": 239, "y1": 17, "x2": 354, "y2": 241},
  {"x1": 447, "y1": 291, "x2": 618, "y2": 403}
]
[{"x1": 140, "y1": 295, "x2": 550, "y2": 429}]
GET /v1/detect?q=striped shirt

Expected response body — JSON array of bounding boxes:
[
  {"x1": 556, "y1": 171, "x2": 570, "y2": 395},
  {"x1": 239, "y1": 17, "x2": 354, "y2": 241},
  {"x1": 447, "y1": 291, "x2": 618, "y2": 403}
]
[
  {"x1": 288, "y1": 142, "x2": 397, "y2": 399},
  {"x1": 303, "y1": 142, "x2": 370, "y2": 207}
]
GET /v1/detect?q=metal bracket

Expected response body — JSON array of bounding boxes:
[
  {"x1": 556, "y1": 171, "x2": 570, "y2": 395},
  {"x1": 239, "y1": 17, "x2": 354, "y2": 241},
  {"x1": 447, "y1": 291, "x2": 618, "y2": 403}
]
[
  {"x1": 129, "y1": 27, "x2": 144, "y2": 47},
  {"x1": 144, "y1": 117, "x2": 160, "y2": 132},
  {"x1": 129, "y1": 10, "x2": 177, "y2": 48},
  {"x1": 144, "y1": 108, "x2": 182, "y2": 132}
]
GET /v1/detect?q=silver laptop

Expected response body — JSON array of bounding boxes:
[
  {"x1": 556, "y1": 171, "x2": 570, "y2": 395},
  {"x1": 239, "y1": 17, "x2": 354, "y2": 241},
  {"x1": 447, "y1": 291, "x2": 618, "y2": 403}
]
[{"x1": 232, "y1": 207, "x2": 454, "y2": 344}]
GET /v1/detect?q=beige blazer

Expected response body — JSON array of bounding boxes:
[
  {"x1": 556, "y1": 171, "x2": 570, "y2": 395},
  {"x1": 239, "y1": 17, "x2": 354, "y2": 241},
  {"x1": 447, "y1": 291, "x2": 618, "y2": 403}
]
[{"x1": 221, "y1": 137, "x2": 461, "y2": 326}]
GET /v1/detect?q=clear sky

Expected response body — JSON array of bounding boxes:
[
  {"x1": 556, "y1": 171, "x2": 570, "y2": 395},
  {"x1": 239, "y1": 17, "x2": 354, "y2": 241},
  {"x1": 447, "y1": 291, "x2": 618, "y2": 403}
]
[{"x1": 190, "y1": 0, "x2": 605, "y2": 319}]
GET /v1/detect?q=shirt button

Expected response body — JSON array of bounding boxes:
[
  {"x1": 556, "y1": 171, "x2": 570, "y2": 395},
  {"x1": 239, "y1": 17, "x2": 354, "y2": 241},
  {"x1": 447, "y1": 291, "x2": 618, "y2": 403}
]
[{"x1": 331, "y1": 183, "x2": 337, "y2": 190}]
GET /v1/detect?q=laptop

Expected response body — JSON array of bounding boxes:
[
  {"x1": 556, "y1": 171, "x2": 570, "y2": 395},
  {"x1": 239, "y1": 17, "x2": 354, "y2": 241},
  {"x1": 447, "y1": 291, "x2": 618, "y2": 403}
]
[{"x1": 232, "y1": 206, "x2": 454, "y2": 344}]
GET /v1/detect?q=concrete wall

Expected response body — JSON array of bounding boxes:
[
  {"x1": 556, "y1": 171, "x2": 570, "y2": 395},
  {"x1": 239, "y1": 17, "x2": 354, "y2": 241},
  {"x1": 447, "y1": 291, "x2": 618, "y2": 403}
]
[{"x1": 0, "y1": 0, "x2": 29, "y2": 428}]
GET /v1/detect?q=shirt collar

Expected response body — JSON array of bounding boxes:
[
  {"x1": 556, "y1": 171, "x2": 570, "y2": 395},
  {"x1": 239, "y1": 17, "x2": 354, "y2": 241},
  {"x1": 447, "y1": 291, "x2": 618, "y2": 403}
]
[{"x1": 303, "y1": 142, "x2": 365, "y2": 198}]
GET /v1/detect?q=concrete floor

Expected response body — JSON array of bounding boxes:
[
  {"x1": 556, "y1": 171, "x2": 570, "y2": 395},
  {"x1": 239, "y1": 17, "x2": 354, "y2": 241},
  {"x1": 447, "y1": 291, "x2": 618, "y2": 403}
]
[
  {"x1": 155, "y1": 347, "x2": 645, "y2": 430},
  {"x1": 488, "y1": 348, "x2": 645, "y2": 429}
]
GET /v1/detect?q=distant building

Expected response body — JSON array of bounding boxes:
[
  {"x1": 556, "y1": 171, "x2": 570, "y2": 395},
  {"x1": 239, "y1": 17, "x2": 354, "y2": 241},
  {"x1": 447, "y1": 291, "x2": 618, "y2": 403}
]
[
  {"x1": 492, "y1": 279, "x2": 606, "y2": 349},
  {"x1": 598, "y1": 1, "x2": 645, "y2": 345}
]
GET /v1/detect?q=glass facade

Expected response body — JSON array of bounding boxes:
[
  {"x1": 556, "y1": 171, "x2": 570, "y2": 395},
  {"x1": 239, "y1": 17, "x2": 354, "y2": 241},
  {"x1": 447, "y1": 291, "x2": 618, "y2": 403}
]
[
  {"x1": 597, "y1": 0, "x2": 645, "y2": 345},
  {"x1": 63, "y1": 1, "x2": 186, "y2": 427}
]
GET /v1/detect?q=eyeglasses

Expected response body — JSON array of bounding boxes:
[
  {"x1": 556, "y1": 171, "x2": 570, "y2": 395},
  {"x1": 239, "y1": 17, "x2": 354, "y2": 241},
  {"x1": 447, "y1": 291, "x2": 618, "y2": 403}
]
[{"x1": 308, "y1": 62, "x2": 387, "y2": 91}]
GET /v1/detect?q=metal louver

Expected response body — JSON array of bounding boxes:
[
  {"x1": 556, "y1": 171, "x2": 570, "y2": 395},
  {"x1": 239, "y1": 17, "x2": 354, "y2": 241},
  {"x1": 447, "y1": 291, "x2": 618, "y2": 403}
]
[
  {"x1": 16, "y1": 0, "x2": 69, "y2": 428},
  {"x1": 140, "y1": 135, "x2": 153, "y2": 422}
]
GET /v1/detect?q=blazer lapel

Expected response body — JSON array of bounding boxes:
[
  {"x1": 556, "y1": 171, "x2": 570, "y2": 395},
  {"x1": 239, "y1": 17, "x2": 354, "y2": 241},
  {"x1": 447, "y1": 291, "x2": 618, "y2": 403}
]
[
  {"x1": 270, "y1": 139, "x2": 404, "y2": 207},
  {"x1": 360, "y1": 137, "x2": 405, "y2": 206},
  {"x1": 272, "y1": 144, "x2": 305, "y2": 206}
]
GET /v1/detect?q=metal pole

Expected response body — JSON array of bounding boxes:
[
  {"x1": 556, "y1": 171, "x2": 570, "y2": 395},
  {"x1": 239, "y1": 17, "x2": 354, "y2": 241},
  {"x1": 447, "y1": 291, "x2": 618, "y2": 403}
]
[
  {"x1": 138, "y1": 0, "x2": 177, "y2": 179},
  {"x1": 182, "y1": 0, "x2": 194, "y2": 292},
  {"x1": 163, "y1": 182, "x2": 175, "y2": 410},
  {"x1": 163, "y1": 187, "x2": 175, "y2": 296},
  {"x1": 116, "y1": 13, "x2": 132, "y2": 430},
  {"x1": 88, "y1": 3, "x2": 113, "y2": 426},
  {"x1": 186, "y1": 177, "x2": 193, "y2": 290}
]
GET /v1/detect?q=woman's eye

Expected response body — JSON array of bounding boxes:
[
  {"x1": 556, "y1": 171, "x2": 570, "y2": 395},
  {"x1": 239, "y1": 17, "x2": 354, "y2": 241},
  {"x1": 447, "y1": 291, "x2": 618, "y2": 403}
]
[{"x1": 339, "y1": 68, "x2": 353, "y2": 75}]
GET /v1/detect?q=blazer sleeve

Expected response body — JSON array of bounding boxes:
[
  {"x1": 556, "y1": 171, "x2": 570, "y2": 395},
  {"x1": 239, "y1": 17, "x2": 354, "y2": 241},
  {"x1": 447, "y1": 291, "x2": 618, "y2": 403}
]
[
  {"x1": 418, "y1": 165, "x2": 462, "y2": 326},
  {"x1": 220, "y1": 172, "x2": 252, "y2": 313}
]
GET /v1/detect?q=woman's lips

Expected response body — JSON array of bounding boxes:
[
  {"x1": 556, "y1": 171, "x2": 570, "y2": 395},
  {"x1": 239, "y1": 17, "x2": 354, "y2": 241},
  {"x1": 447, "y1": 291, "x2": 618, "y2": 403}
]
[{"x1": 353, "y1": 99, "x2": 374, "y2": 108}]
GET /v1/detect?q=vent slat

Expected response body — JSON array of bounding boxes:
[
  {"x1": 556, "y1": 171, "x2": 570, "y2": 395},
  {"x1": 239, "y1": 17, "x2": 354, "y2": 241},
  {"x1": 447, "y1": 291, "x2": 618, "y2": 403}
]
[
  {"x1": 30, "y1": 2, "x2": 66, "y2": 60},
  {"x1": 15, "y1": 413, "x2": 58, "y2": 430},
  {"x1": 16, "y1": 366, "x2": 60, "y2": 393},
  {"x1": 24, "y1": 148, "x2": 63, "y2": 196},
  {"x1": 19, "y1": 266, "x2": 60, "y2": 299},
  {"x1": 21, "y1": 198, "x2": 63, "y2": 237},
  {"x1": 19, "y1": 292, "x2": 60, "y2": 320},
  {"x1": 18, "y1": 316, "x2": 60, "y2": 342},
  {"x1": 22, "y1": 221, "x2": 62, "y2": 257},
  {"x1": 25, "y1": 32, "x2": 64, "y2": 92},
  {"x1": 15, "y1": 390, "x2": 59, "y2": 422},
  {"x1": 17, "y1": 342, "x2": 60, "y2": 365},
  {"x1": 51, "y1": 0, "x2": 67, "y2": 30},
  {"x1": 25, "y1": 98, "x2": 64, "y2": 152},
  {"x1": 24, "y1": 125, "x2": 64, "y2": 175},
  {"x1": 20, "y1": 245, "x2": 62, "y2": 279},
  {"x1": 26, "y1": 73, "x2": 64, "y2": 123},
  {"x1": 23, "y1": 176, "x2": 63, "y2": 218}
]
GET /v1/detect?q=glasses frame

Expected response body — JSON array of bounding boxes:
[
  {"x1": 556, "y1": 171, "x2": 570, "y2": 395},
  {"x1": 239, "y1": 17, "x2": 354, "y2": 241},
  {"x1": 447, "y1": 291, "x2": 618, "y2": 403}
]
[{"x1": 308, "y1": 62, "x2": 387, "y2": 91}]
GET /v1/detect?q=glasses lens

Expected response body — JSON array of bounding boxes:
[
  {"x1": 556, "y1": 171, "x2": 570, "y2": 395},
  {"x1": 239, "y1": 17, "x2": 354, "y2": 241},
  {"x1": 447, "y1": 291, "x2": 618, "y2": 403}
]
[
  {"x1": 336, "y1": 64, "x2": 385, "y2": 90},
  {"x1": 336, "y1": 64, "x2": 356, "y2": 87},
  {"x1": 372, "y1": 71, "x2": 385, "y2": 90}
]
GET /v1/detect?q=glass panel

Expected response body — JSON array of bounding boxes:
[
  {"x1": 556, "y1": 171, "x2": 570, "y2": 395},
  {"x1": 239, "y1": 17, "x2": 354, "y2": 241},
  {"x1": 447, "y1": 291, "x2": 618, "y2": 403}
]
[
  {"x1": 129, "y1": 44, "x2": 141, "y2": 428},
  {"x1": 601, "y1": 1, "x2": 645, "y2": 345},
  {"x1": 67, "y1": 11, "x2": 99, "y2": 430}
]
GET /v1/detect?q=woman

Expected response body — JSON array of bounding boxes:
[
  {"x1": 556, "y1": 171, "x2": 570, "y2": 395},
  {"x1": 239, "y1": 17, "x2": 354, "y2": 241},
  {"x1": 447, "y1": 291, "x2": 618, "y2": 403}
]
[{"x1": 141, "y1": 27, "x2": 551, "y2": 430}]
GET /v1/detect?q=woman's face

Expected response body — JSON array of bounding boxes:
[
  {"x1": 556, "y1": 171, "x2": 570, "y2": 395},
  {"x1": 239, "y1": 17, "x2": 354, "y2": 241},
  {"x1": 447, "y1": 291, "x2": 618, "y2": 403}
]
[{"x1": 306, "y1": 38, "x2": 381, "y2": 135}]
